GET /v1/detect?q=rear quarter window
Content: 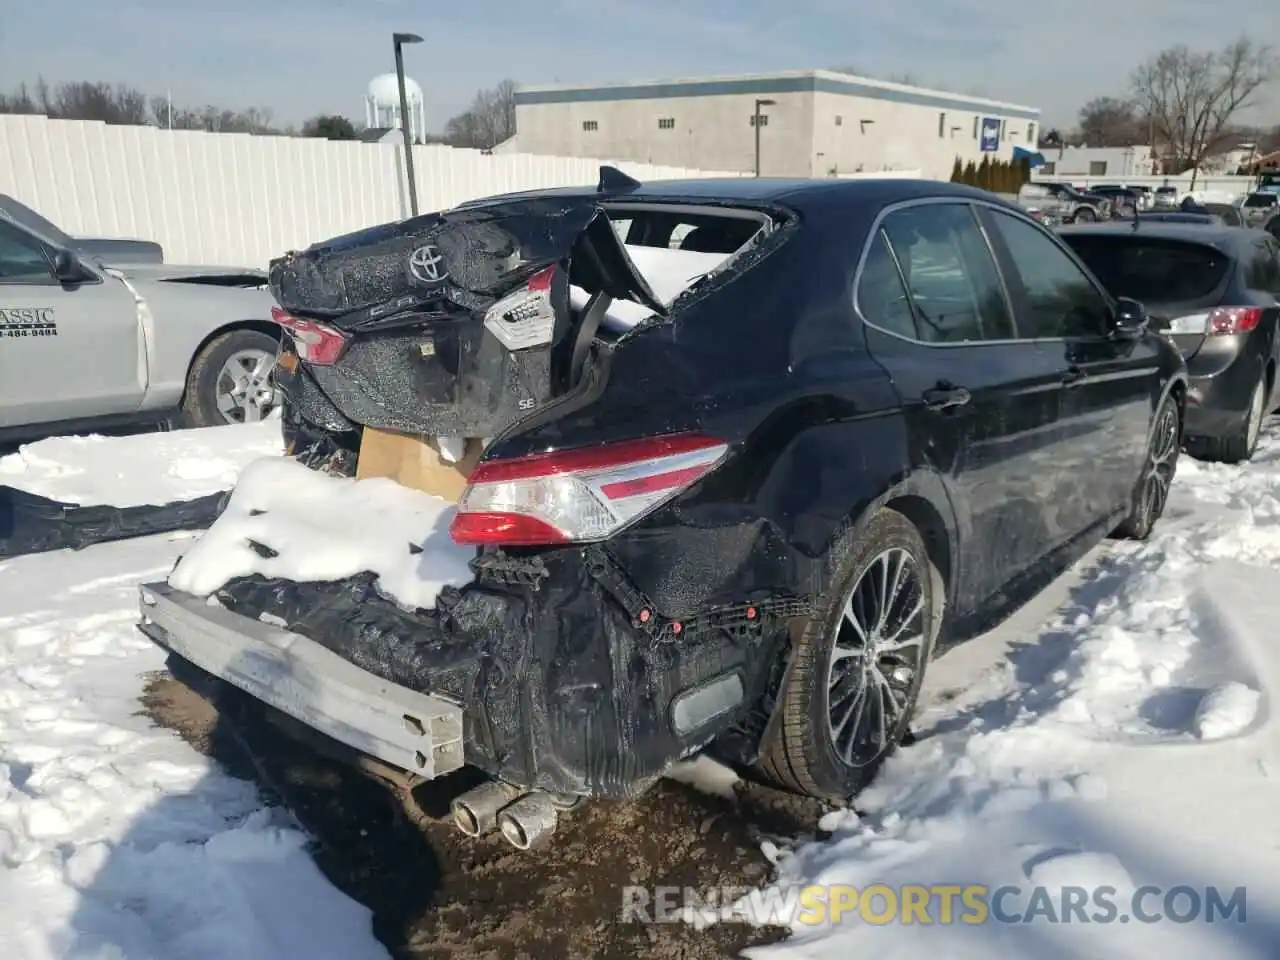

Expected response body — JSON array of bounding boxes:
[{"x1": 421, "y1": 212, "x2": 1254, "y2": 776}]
[{"x1": 1059, "y1": 235, "x2": 1231, "y2": 303}]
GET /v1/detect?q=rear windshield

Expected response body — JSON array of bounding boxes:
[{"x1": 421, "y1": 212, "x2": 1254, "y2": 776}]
[
  {"x1": 1243, "y1": 194, "x2": 1277, "y2": 208},
  {"x1": 1061, "y1": 235, "x2": 1231, "y2": 302}
]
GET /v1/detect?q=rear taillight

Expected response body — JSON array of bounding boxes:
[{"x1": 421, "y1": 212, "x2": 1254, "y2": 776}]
[
  {"x1": 269, "y1": 306, "x2": 350, "y2": 365},
  {"x1": 483, "y1": 264, "x2": 558, "y2": 351},
  {"x1": 1167, "y1": 307, "x2": 1263, "y2": 337},
  {"x1": 449, "y1": 432, "x2": 729, "y2": 546}
]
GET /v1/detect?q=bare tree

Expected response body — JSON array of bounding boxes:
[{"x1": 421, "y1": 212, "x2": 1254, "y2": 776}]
[
  {"x1": 1131, "y1": 37, "x2": 1278, "y2": 187},
  {"x1": 1077, "y1": 96, "x2": 1143, "y2": 147},
  {"x1": 444, "y1": 79, "x2": 517, "y2": 150}
]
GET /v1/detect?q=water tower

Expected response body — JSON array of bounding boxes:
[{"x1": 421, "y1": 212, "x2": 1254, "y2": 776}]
[{"x1": 365, "y1": 73, "x2": 426, "y2": 141}]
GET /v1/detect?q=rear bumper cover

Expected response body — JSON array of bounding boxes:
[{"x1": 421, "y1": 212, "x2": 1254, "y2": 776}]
[
  {"x1": 1184, "y1": 342, "x2": 1264, "y2": 439},
  {"x1": 138, "y1": 581, "x2": 466, "y2": 778},
  {"x1": 138, "y1": 550, "x2": 802, "y2": 799}
]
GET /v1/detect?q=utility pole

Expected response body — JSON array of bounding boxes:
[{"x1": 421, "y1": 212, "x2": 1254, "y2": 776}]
[
  {"x1": 753, "y1": 98, "x2": 775, "y2": 177},
  {"x1": 393, "y1": 32, "x2": 424, "y2": 217}
]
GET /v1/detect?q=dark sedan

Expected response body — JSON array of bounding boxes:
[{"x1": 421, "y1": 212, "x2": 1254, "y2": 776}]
[
  {"x1": 1059, "y1": 222, "x2": 1280, "y2": 462},
  {"x1": 140, "y1": 177, "x2": 1187, "y2": 833}
]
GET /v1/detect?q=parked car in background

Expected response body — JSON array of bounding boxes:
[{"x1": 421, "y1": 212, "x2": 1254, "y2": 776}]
[
  {"x1": 139, "y1": 174, "x2": 1187, "y2": 837},
  {"x1": 1241, "y1": 192, "x2": 1279, "y2": 229},
  {"x1": 1029, "y1": 181, "x2": 1113, "y2": 221},
  {"x1": 0, "y1": 200, "x2": 282, "y2": 442},
  {"x1": 0, "y1": 194, "x2": 165, "y2": 265},
  {"x1": 1059, "y1": 222, "x2": 1280, "y2": 462},
  {"x1": 1152, "y1": 186, "x2": 1182, "y2": 209},
  {"x1": 1017, "y1": 182, "x2": 1109, "y2": 223},
  {"x1": 1087, "y1": 185, "x2": 1145, "y2": 216}
]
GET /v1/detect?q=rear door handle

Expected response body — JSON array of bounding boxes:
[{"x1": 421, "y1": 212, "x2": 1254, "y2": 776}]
[
  {"x1": 922, "y1": 385, "x2": 972, "y2": 411},
  {"x1": 1062, "y1": 365, "x2": 1086, "y2": 386}
]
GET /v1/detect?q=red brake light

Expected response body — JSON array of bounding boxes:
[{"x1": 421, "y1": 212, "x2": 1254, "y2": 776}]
[
  {"x1": 1167, "y1": 307, "x2": 1264, "y2": 337},
  {"x1": 449, "y1": 432, "x2": 729, "y2": 546},
  {"x1": 269, "y1": 305, "x2": 350, "y2": 365},
  {"x1": 1207, "y1": 307, "x2": 1262, "y2": 336}
]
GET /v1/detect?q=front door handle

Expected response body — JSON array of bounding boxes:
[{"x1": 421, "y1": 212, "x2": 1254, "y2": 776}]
[
  {"x1": 922, "y1": 384, "x2": 972, "y2": 411},
  {"x1": 1062, "y1": 365, "x2": 1086, "y2": 387}
]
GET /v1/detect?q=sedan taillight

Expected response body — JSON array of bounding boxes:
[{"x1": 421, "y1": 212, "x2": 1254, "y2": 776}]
[
  {"x1": 449, "y1": 432, "x2": 729, "y2": 546},
  {"x1": 269, "y1": 306, "x2": 350, "y2": 365}
]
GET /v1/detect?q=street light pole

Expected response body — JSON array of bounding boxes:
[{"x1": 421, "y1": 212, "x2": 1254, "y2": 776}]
[
  {"x1": 753, "y1": 98, "x2": 775, "y2": 178},
  {"x1": 393, "y1": 32, "x2": 424, "y2": 217}
]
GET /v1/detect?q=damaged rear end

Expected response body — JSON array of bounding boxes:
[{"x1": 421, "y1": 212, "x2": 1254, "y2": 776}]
[
  {"x1": 266, "y1": 191, "x2": 669, "y2": 457},
  {"x1": 139, "y1": 174, "x2": 804, "y2": 843}
]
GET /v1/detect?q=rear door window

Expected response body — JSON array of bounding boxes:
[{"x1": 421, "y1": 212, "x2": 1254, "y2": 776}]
[
  {"x1": 1059, "y1": 234, "x2": 1231, "y2": 304},
  {"x1": 983, "y1": 211, "x2": 1112, "y2": 338},
  {"x1": 877, "y1": 203, "x2": 1015, "y2": 343},
  {"x1": 856, "y1": 230, "x2": 918, "y2": 340}
]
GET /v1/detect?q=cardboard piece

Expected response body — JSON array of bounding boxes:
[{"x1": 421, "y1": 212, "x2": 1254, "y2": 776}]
[{"x1": 355, "y1": 427, "x2": 483, "y2": 503}]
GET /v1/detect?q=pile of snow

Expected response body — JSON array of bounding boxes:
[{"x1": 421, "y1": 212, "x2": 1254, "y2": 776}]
[
  {"x1": 168, "y1": 456, "x2": 475, "y2": 609},
  {"x1": 0, "y1": 422, "x2": 283, "y2": 506},
  {"x1": 729, "y1": 426, "x2": 1280, "y2": 959},
  {"x1": 572, "y1": 244, "x2": 732, "y2": 332},
  {"x1": 0, "y1": 535, "x2": 389, "y2": 960}
]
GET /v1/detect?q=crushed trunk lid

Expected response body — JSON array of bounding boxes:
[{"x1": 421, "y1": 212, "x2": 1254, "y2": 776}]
[
  {"x1": 269, "y1": 198, "x2": 665, "y2": 327},
  {"x1": 268, "y1": 197, "x2": 669, "y2": 440}
]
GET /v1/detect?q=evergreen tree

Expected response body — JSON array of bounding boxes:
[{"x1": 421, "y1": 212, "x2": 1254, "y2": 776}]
[
  {"x1": 950, "y1": 157, "x2": 964, "y2": 183},
  {"x1": 977, "y1": 155, "x2": 991, "y2": 190},
  {"x1": 963, "y1": 159, "x2": 978, "y2": 185}
]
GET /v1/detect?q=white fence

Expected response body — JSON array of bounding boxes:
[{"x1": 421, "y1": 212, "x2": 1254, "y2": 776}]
[{"x1": 0, "y1": 114, "x2": 745, "y2": 268}]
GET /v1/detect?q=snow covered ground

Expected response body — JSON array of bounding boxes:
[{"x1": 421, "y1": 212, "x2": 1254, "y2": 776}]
[{"x1": 2, "y1": 420, "x2": 1280, "y2": 958}]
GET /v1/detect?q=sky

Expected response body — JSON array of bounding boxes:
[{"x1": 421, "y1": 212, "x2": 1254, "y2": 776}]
[{"x1": 2, "y1": 0, "x2": 1277, "y2": 132}]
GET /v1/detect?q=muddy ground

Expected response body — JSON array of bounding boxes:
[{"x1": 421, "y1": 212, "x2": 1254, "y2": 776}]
[{"x1": 143, "y1": 674, "x2": 831, "y2": 960}]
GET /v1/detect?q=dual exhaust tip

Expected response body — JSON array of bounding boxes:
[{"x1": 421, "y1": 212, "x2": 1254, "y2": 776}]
[{"x1": 450, "y1": 780, "x2": 560, "y2": 850}]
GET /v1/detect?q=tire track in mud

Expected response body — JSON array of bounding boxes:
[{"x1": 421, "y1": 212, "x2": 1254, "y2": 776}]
[{"x1": 143, "y1": 674, "x2": 822, "y2": 960}]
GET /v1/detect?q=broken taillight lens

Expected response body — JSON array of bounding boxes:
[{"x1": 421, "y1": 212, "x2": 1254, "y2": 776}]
[
  {"x1": 269, "y1": 306, "x2": 350, "y2": 365},
  {"x1": 449, "y1": 432, "x2": 730, "y2": 546},
  {"x1": 482, "y1": 264, "x2": 558, "y2": 351},
  {"x1": 1167, "y1": 307, "x2": 1263, "y2": 337}
]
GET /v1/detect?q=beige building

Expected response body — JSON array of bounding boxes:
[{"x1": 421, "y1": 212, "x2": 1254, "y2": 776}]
[{"x1": 512, "y1": 70, "x2": 1041, "y2": 180}]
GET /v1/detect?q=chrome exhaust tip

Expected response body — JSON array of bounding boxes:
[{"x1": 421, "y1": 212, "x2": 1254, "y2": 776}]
[
  {"x1": 450, "y1": 780, "x2": 525, "y2": 837},
  {"x1": 497, "y1": 791, "x2": 558, "y2": 850}
]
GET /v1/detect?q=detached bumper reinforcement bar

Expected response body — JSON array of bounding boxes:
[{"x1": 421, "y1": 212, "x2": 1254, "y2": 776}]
[{"x1": 137, "y1": 581, "x2": 465, "y2": 779}]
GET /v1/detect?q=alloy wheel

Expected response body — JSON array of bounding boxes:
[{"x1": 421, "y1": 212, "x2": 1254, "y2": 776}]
[
  {"x1": 1246, "y1": 379, "x2": 1265, "y2": 455},
  {"x1": 1140, "y1": 402, "x2": 1179, "y2": 525},
  {"x1": 216, "y1": 348, "x2": 280, "y2": 424},
  {"x1": 825, "y1": 548, "x2": 927, "y2": 768}
]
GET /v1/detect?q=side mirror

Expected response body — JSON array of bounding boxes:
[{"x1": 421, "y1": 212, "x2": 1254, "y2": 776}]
[
  {"x1": 53, "y1": 249, "x2": 82, "y2": 282},
  {"x1": 1109, "y1": 297, "x2": 1148, "y2": 340}
]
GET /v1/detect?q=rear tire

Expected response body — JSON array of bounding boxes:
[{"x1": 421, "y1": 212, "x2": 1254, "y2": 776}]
[
  {"x1": 181, "y1": 329, "x2": 282, "y2": 428},
  {"x1": 1187, "y1": 376, "x2": 1266, "y2": 465},
  {"x1": 1114, "y1": 394, "x2": 1180, "y2": 540},
  {"x1": 758, "y1": 509, "x2": 939, "y2": 803}
]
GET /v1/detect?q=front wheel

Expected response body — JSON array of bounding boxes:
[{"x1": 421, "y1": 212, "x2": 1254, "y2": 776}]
[
  {"x1": 1114, "y1": 394, "x2": 1180, "y2": 540},
  {"x1": 758, "y1": 508, "x2": 939, "y2": 803},
  {"x1": 1072, "y1": 207, "x2": 1097, "y2": 223},
  {"x1": 181, "y1": 329, "x2": 282, "y2": 428}
]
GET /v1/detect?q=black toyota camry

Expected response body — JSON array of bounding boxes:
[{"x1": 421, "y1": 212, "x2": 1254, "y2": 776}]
[{"x1": 138, "y1": 172, "x2": 1187, "y2": 849}]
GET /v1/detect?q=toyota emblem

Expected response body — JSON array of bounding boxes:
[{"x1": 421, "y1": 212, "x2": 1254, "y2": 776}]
[{"x1": 408, "y1": 244, "x2": 447, "y2": 284}]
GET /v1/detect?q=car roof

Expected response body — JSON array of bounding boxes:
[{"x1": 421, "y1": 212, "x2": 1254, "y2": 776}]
[
  {"x1": 1057, "y1": 221, "x2": 1272, "y2": 253},
  {"x1": 463, "y1": 176, "x2": 1011, "y2": 215}
]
